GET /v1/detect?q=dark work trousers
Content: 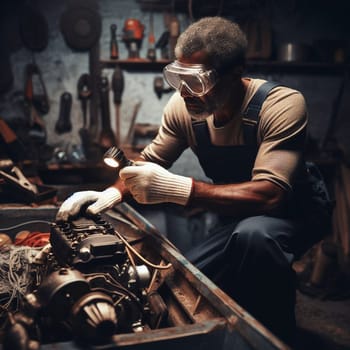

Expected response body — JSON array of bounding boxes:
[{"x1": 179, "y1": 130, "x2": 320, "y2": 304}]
[
  {"x1": 190, "y1": 119, "x2": 308, "y2": 346},
  {"x1": 186, "y1": 215, "x2": 298, "y2": 345}
]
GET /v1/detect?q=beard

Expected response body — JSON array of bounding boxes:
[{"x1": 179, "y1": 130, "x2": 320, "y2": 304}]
[
  {"x1": 184, "y1": 92, "x2": 230, "y2": 120},
  {"x1": 183, "y1": 96, "x2": 217, "y2": 120}
]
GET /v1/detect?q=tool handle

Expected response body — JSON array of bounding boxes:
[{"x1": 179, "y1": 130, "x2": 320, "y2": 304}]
[
  {"x1": 99, "y1": 76, "x2": 112, "y2": 130},
  {"x1": 0, "y1": 118, "x2": 17, "y2": 143},
  {"x1": 148, "y1": 12, "x2": 155, "y2": 46},
  {"x1": 24, "y1": 65, "x2": 34, "y2": 101},
  {"x1": 155, "y1": 30, "x2": 169, "y2": 49},
  {"x1": 111, "y1": 65, "x2": 124, "y2": 105},
  {"x1": 77, "y1": 73, "x2": 92, "y2": 127},
  {"x1": 55, "y1": 92, "x2": 72, "y2": 134},
  {"x1": 24, "y1": 63, "x2": 49, "y2": 114},
  {"x1": 110, "y1": 24, "x2": 119, "y2": 59},
  {"x1": 125, "y1": 101, "x2": 142, "y2": 145},
  {"x1": 77, "y1": 73, "x2": 92, "y2": 99}
]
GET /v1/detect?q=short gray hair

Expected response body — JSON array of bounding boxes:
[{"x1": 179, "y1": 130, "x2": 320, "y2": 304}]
[{"x1": 175, "y1": 17, "x2": 248, "y2": 72}]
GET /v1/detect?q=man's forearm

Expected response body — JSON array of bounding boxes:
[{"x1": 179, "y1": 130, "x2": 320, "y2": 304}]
[{"x1": 189, "y1": 179, "x2": 286, "y2": 217}]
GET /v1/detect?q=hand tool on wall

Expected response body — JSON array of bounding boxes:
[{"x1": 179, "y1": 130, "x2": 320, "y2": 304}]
[
  {"x1": 60, "y1": 2, "x2": 102, "y2": 143},
  {"x1": 122, "y1": 18, "x2": 145, "y2": 59},
  {"x1": 168, "y1": 15, "x2": 180, "y2": 60},
  {"x1": 147, "y1": 12, "x2": 156, "y2": 61},
  {"x1": 55, "y1": 92, "x2": 73, "y2": 134},
  {"x1": 110, "y1": 24, "x2": 119, "y2": 59},
  {"x1": 24, "y1": 63, "x2": 49, "y2": 115},
  {"x1": 153, "y1": 76, "x2": 173, "y2": 99},
  {"x1": 77, "y1": 73, "x2": 94, "y2": 159},
  {"x1": 99, "y1": 76, "x2": 116, "y2": 150},
  {"x1": 77, "y1": 74, "x2": 92, "y2": 131},
  {"x1": 0, "y1": 118, "x2": 27, "y2": 162},
  {"x1": 155, "y1": 30, "x2": 170, "y2": 59},
  {"x1": 125, "y1": 101, "x2": 142, "y2": 145},
  {"x1": 20, "y1": 4, "x2": 49, "y2": 147},
  {"x1": 88, "y1": 42, "x2": 100, "y2": 141},
  {"x1": 154, "y1": 77, "x2": 164, "y2": 99},
  {"x1": 20, "y1": 2, "x2": 50, "y2": 130},
  {"x1": 19, "y1": 0, "x2": 50, "y2": 157},
  {"x1": 112, "y1": 65, "x2": 124, "y2": 147},
  {"x1": 24, "y1": 64, "x2": 47, "y2": 145}
]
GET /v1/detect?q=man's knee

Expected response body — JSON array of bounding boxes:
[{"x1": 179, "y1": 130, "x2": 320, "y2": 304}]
[
  {"x1": 230, "y1": 216, "x2": 293, "y2": 267},
  {"x1": 233, "y1": 217, "x2": 273, "y2": 252}
]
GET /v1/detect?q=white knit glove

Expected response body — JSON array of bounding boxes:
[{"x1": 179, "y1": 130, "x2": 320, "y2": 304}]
[
  {"x1": 56, "y1": 187, "x2": 122, "y2": 221},
  {"x1": 119, "y1": 161, "x2": 193, "y2": 205}
]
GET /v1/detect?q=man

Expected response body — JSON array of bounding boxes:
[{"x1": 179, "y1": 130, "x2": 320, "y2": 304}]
[{"x1": 57, "y1": 17, "x2": 330, "y2": 345}]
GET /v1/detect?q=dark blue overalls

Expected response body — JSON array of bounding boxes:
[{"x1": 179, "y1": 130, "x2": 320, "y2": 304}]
[{"x1": 186, "y1": 82, "x2": 305, "y2": 344}]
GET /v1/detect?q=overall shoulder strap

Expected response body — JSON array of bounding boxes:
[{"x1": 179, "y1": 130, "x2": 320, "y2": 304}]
[
  {"x1": 192, "y1": 81, "x2": 281, "y2": 147},
  {"x1": 192, "y1": 119, "x2": 210, "y2": 146},
  {"x1": 243, "y1": 81, "x2": 281, "y2": 146}
]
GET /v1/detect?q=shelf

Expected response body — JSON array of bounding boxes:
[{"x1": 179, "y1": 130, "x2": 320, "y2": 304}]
[
  {"x1": 100, "y1": 58, "x2": 171, "y2": 71},
  {"x1": 100, "y1": 58, "x2": 350, "y2": 75},
  {"x1": 245, "y1": 60, "x2": 349, "y2": 75},
  {"x1": 37, "y1": 162, "x2": 118, "y2": 185}
]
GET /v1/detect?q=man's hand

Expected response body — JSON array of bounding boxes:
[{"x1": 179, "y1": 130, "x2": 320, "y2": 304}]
[
  {"x1": 119, "y1": 161, "x2": 193, "y2": 205},
  {"x1": 56, "y1": 187, "x2": 122, "y2": 221}
]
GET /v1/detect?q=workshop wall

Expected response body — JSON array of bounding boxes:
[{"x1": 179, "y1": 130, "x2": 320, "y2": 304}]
[
  {"x1": 0, "y1": 0, "x2": 206, "y2": 178},
  {"x1": 1, "y1": 0, "x2": 349, "y2": 172}
]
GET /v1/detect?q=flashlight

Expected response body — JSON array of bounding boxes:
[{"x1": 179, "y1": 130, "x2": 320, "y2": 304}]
[{"x1": 103, "y1": 147, "x2": 133, "y2": 169}]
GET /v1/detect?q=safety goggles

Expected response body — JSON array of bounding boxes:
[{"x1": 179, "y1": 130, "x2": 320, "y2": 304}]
[{"x1": 163, "y1": 61, "x2": 218, "y2": 97}]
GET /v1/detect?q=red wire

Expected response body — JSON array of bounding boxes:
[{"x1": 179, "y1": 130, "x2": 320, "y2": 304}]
[{"x1": 14, "y1": 232, "x2": 50, "y2": 247}]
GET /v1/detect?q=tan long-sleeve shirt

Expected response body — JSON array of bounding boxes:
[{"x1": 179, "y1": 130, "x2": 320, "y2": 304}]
[{"x1": 141, "y1": 78, "x2": 308, "y2": 191}]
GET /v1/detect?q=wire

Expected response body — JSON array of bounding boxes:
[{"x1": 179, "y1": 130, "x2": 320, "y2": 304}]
[
  {"x1": 114, "y1": 230, "x2": 172, "y2": 270},
  {"x1": 113, "y1": 295, "x2": 126, "y2": 307},
  {"x1": 0, "y1": 246, "x2": 41, "y2": 313},
  {"x1": 147, "y1": 260, "x2": 164, "y2": 293},
  {"x1": 0, "y1": 220, "x2": 51, "y2": 231},
  {"x1": 126, "y1": 246, "x2": 136, "y2": 268},
  {"x1": 85, "y1": 272, "x2": 142, "y2": 307},
  {"x1": 15, "y1": 232, "x2": 50, "y2": 247}
]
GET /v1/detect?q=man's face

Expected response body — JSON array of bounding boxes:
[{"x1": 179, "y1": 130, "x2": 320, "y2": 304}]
[
  {"x1": 172, "y1": 52, "x2": 234, "y2": 119},
  {"x1": 181, "y1": 90, "x2": 216, "y2": 118}
]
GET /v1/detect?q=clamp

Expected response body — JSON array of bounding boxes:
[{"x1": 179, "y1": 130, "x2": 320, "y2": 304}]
[{"x1": 0, "y1": 166, "x2": 38, "y2": 195}]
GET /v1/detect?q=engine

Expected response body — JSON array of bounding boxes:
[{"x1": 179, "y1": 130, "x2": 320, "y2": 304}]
[{"x1": 2, "y1": 212, "x2": 168, "y2": 349}]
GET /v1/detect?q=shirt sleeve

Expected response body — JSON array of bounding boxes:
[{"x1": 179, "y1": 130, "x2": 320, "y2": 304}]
[
  {"x1": 141, "y1": 93, "x2": 191, "y2": 168},
  {"x1": 252, "y1": 88, "x2": 308, "y2": 191}
]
